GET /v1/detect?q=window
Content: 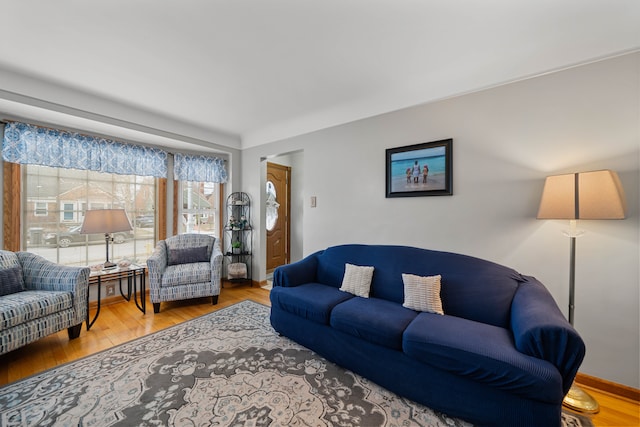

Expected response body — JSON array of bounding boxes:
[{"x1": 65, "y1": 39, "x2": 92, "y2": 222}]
[
  {"x1": 61, "y1": 203, "x2": 75, "y2": 222},
  {"x1": 265, "y1": 180, "x2": 279, "y2": 231},
  {"x1": 34, "y1": 201, "x2": 48, "y2": 216},
  {"x1": 23, "y1": 164, "x2": 157, "y2": 267},
  {"x1": 178, "y1": 181, "x2": 220, "y2": 237}
]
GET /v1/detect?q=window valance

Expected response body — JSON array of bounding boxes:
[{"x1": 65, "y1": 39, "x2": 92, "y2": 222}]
[
  {"x1": 174, "y1": 153, "x2": 228, "y2": 183},
  {"x1": 2, "y1": 122, "x2": 168, "y2": 178}
]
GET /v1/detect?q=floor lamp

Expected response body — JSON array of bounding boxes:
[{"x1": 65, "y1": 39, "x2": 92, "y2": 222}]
[
  {"x1": 537, "y1": 169, "x2": 627, "y2": 413},
  {"x1": 80, "y1": 209, "x2": 133, "y2": 269}
]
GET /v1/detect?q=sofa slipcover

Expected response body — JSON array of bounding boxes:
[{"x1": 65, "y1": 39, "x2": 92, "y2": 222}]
[{"x1": 270, "y1": 244, "x2": 585, "y2": 427}]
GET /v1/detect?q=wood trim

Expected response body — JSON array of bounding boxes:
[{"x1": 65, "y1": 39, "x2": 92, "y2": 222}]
[
  {"x1": 218, "y1": 183, "x2": 225, "y2": 240},
  {"x1": 157, "y1": 178, "x2": 167, "y2": 241},
  {"x1": 3, "y1": 162, "x2": 21, "y2": 251},
  {"x1": 172, "y1": 179, "x2": 178, "y2": 235},
  {"x1": 575, "y1": 372, "x2": 640, "y2": 402}
]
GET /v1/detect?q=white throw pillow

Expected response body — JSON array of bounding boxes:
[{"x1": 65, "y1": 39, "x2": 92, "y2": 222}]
[
  {"x1": 340, "y1": 263, "x2": 374, "y2": 298},
  {"x1": 402, "y1": 273, "x2": 444, "y2": 315}
]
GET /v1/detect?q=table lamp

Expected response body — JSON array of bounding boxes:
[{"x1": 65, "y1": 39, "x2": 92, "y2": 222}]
[
  {"x1": 537, "y1": 169, "x2": 626, "y2": 413},
  {"x1": 80, "y1": 209, "x2": 132, "y2": 269}
]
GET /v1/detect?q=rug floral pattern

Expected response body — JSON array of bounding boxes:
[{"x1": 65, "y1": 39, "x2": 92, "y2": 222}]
[{"x1": 0, "y1": 301, "x2": 591, "y2": 427}]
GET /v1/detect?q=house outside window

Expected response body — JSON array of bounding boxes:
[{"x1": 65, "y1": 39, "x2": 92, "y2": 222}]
[{"x1": 23, "y1": 164, "x2": 157, "y2": 267}]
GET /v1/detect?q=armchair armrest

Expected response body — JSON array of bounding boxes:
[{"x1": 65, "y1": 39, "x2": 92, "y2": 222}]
[
  {"x1": 16, "y1": 251, "x2": 89, "y2": 323},
  {"x1": 147, "y1": 241, "x2": 168, "y2": 279},
  {"x1": 210, "y1": 238, "x2": 223, "y2": 284},
  {"x1": 510, "y1": 276, "x2": 585, "y2": 395},
  {"x1": 273, "y1": 252, "x2": 320, "y2": 287}
]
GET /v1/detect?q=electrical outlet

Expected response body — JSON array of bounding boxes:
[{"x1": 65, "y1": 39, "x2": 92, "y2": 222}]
[{"x1": 106, "y1": 284, "x2": 115, "y2": 297}]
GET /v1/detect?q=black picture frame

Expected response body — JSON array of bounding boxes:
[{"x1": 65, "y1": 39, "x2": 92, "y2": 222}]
[{"x1": 385, "y1": 138, "x2": 453, "y2": 198}]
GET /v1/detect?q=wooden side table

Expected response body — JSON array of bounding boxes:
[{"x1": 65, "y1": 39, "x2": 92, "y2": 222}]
[{"x1": 87, "y1": 265, "x2": 146, "y2": 330}]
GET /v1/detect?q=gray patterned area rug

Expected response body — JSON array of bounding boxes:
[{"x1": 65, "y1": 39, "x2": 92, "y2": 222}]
[{"x1": 0, "y1": 300, "x2": 593, "y2": 427}]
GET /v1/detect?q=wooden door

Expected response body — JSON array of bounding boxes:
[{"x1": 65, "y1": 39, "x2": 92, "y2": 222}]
[{"x1": 266, "y1": 162, "x2": 290, "y2": 272}]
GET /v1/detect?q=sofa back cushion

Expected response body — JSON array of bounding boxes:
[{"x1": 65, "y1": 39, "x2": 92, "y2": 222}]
[{"x1": 315, "y1": 244, "x2": 523, "y2": 328}]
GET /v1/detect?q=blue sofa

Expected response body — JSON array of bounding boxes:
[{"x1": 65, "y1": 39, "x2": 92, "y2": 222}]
[{"x1": 270, "y1": 244, "x2": 585, "y2": 427}]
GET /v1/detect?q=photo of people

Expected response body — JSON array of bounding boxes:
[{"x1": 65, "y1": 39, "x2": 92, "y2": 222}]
[{"x1": 389, "y1": 145, "x2": 446, "y2": 193}]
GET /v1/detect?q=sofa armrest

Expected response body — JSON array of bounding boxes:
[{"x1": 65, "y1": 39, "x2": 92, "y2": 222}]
[
  {"x1": 510, "y1": 276, "x2": 585, "y2": 395},
  {"x1": 16, "y1": 251, "x2": 89, "y2": 323},
  {"x1": 17, "y1": 251, "x2": 89, "y2": 292},
  {"x1": 273, "y1": 252, "x2": 320, "y2": 287}
]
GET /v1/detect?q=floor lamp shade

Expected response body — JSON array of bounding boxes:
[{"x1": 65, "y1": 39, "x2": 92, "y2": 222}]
[{"x1": 537, "y1": 169, "x2": 626, "y2": 220}]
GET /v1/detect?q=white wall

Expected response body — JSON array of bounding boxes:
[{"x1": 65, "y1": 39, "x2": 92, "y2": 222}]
[{"x1": 243, "y1": 52, "x2": 640, "y2": 388}]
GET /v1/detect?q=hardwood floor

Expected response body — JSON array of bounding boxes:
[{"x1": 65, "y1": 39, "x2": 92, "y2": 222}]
[{"x1": 1, "y1": 285, "x2": 638, "y2": 426}]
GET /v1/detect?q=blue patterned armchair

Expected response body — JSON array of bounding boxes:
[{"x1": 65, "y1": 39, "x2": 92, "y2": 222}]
[
  {"x1": 0, "y1": 250, "x2": 89, "y2": 355},
  {"x1": 147, "y1": 234, "x2": 223, "y2": 313}
]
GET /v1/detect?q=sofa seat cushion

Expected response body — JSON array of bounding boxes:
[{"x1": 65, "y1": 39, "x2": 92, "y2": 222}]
[
  {"x1": 0, "y1": 290, "x2": 73, "y2": 330},
  {"x1": 330, "y1": 297, "x2": 417, "y2": 350},
  {"x1": 161, "y1": 263, "x2": 211, "y2": 287},
  {"x1": 403, "y1": 312, "x2": 563, "y2": 402},
  {"x1": 270, "y1": 283, "x2": 353, "y2": 325}
]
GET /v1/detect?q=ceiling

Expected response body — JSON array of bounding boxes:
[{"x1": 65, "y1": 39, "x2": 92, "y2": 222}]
[{"x1": 1, "y1": 1, "x2": 639, "y2": 153}]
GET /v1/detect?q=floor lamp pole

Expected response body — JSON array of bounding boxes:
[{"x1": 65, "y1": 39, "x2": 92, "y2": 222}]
[
  {"x1": 568, "y1": 236, "x2": 576, "y2": 325},
  {"x1": 563, "y1": 231, "x2": 599, "y2": 413}
]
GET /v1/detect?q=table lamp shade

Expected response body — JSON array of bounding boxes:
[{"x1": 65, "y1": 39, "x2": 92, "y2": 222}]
[
  {"x1": 80, "y1": 209, "x2": 132, "y2": 234},
  {"x1": 537, "y1": 170, "x2": 626, "y2": 220}
]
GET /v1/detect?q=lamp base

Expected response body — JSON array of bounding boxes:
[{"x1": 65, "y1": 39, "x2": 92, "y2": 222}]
[
  {"x1": 102, "y1": 261, "x2": 117, "y2": 270},
  {"x1": 563, "y1": 382, "x2": 600, "y2": 413}
]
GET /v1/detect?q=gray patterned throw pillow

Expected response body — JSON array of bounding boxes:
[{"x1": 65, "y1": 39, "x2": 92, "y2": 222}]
[
  {"x1": 167, "y1": 246, "x2": 209, "y2": 265},
  {"x1": 0, "y1": 266, "x2": 25, "y2": 296}
]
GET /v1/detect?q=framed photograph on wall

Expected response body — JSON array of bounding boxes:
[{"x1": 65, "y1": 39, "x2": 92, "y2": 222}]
[{"x1": 385, "y1": 138, "x2": 452, "y2": 198}]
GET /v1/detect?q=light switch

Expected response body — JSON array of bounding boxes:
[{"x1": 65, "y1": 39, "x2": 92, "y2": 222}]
[{"x1": 310, "y1": 196, "x2": 317, "y2": 208}]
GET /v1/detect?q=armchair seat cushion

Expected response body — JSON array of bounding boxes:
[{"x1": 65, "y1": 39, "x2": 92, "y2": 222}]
[
  {"x1": 161, "y1": 262, "x2": 212, "y2": 287},
  {"x1": 0, "y1": 290, "x2": 73, "y2": 329}
]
